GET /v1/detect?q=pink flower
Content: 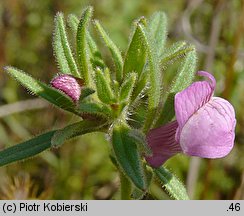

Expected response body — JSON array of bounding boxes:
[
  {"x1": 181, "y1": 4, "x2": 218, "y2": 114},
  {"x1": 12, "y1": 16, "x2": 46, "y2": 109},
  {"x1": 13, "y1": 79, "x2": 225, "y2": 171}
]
[
  {"x1": 146, "y1": 71, "x2": 236, "y2": 168},
  {"x1": 51, "y1": 74, "x2": 82, "y2": 102}
]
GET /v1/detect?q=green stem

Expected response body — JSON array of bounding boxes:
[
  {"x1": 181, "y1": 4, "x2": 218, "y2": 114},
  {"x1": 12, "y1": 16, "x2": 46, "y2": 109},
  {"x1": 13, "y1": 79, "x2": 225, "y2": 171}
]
[{"x1": 120, "y1": 172, "x2": 132, "y2": 200}]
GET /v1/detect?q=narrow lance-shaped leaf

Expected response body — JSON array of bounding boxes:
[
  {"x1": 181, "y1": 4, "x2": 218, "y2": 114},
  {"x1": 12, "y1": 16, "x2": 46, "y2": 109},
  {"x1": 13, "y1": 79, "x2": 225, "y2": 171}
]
[
  {"x1": 51, "y1": 120, "x2": 107, "y2": 147},
  {"x1": 138, "y1": 24, "x2": 161, "y2": 133},
  {"x1": 154, "y1": 167, "x2": 189, "y2": 200},
  {"x1": 4, "y1": 67, "x2": 77, "y2": 114},
  {"x1": 112, "y1": 123, "x2": 146, "y2": 190},
  {"x1": 94, "y1": 20, "x2": 123, "y2": 83},
  {"x1": 160, "y1": 41, "x2": 195, "y2": 65},
  {"x1": 131, "y1": 69, "x2": 149, "y2": 102},
  {"x1": 0, "y1": 130, "x2": 56, "y2": 167},
  {"x1": 95, "y1": 68, "x2": 115, "y2": 104},
  {"x1": 119, "y1": 73, "x2": 137, "y2": 103},
  {"x1": 78, "y1": 87, "x2": 95, "y2": 101},
  {"x1": 132, "y1": 164, "x2": 153, "y2": 199},
  {"x1": 123, "y1": 19, "x2": 147, "y2": 77},
  {"x1": 0, "y1": 119, "x2": 107, "y2": 167},
  {"x1": 104, "y1": 68, "x2": 112, "y2": 86},
  {"x1": 166, "y1": 49, "x2": 197, "y2": 93},
  {"x1": 53, "y1": 13, "x2": 79, "y2": 77},
  {"x1": 67, "y1": 14, "x2": 79, "y2": 35},
  {"x1": 155, "y1": 49, "x2": 197, "y2": 126},
  {"x1": 78, "y1": 102, "x2": 112, "y2": 119},
  {"x1": 67, "y1": 14, "x2": 105, "y2": 69},
  {"x1": 68, "y1": 13, "x2": 97, "y2": 51},
  {"x1": 147, "y1": 11, "x2": 168, "y2": 57},
  {"x1": 76, "y1": 6, "x2": 93, "y2": 86}
]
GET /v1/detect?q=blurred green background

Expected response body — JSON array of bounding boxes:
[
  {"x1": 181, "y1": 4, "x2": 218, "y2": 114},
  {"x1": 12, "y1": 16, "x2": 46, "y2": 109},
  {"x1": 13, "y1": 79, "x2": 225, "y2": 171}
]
[{"x1": 0, "y1": 0, "x2": 243, "y2": 199}]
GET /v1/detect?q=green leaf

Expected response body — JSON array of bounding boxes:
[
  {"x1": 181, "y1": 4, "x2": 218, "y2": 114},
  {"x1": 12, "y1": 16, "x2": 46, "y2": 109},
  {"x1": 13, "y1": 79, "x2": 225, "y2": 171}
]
[
  {"x1": 68, "y1": 13, "x2": 97, "y2": 52},
  {"x1": 94, "y1": 68, "x2": 115, "y2": 104},
  {"x1": 51, "y1": 120, "x2": 107, "y2": 147},
  {"x1": 132, "y1": 164, "x2": 153, "y2": 199},
  {"x1": 78, "y1": 87, "x2": 95, "y2": 101},
  {"x1": 131, "y1": 69, "x2": 149, "y2": 102},
  {"x1": 145, "y1": 31, "x2": 161, "y2": 111},
  {"x1": 137, "y1": 24, "x2": 161, "y2": 132},
  {"x1": 5, "y1": 67, "x2": 77, "y2": 114},
  {"x1": 53, "y1": 13, "x2": 79, "y2": 77},
  {"x1": 67, "y1": 14, "x2": 79, "y2": 35},
  {"x1": 76, "y1": 6, "x2": 93, "y2": 86},
  {"x1": 155, "y1": 49, "x2": 197, "y2": 126},
  {"x1": 123, "y1": 20, "x2": 147, "y2": 77},
  {"x1": 94, "y1": 20, "x2": 123, "y2": 82},
  {"x1": 160, "y1": 41, "x2": 195, "y2": 65},
  {"x1": 147, "y1": 11, "x2": 168, "y2": 57},
  {"x1": 87, "y1": 34, "x2": 106, "y2": 69},
  {"x1": 154, "y1": 167, "x2": 189, "y2": 200},
  {"x1": 67, "y1": 14, "x2": 105, "y2": 70},
  {"x1": 0, "y1": 130, "x2": 56, "y2": 167},
  {"x1": 78, "y1": 102, "x2": 112, "y2": 119},
  {"x1": 167, "y1": 49, "x2": 197, "y2": 92},
  {"x1": 112, "y1": 123, "x2": 146, "y2": 190},
  {"x1": 119, "y1": 73, "x2": 137, "y2": 103}
]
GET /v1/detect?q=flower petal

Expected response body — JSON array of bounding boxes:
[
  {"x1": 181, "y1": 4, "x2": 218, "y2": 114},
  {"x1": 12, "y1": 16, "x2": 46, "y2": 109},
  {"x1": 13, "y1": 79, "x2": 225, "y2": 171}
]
[
  {"x1": 179, "y1": 97, "x2": 236, "y2": 158},
  {"x1": 175, "y1": 71, "x2": 216, "y2": 141},
  {"x1": 145, "y1": 120, "x2": 182, "y2": 167}
]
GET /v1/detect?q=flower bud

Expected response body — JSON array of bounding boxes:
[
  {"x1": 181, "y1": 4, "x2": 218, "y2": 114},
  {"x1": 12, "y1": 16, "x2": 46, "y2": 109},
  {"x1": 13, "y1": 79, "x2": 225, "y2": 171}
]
[{"x1": 51, "y1": 74, "x2": 82, "y2": 102}]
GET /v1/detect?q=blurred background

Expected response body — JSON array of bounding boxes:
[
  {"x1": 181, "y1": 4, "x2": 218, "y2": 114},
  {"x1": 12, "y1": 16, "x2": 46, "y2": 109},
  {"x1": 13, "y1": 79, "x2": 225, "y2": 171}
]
[{"x1": 0, "y1": 0, "x2": 243, "y2": 199}]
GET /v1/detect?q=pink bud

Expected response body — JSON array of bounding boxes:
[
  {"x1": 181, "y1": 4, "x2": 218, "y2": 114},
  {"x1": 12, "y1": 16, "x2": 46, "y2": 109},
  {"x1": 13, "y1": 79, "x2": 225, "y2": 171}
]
[{"x1": 51, "y1": 74, "x2": 82, "y2": 102}]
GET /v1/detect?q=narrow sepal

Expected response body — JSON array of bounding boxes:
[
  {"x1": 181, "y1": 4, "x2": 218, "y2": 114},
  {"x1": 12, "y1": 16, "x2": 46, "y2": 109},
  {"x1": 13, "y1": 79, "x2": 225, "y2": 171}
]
[
  {"x1": 138, "y1": 24, "x2": 161, "y2": 132},
  {"x1": 53, "y1": 12, "x2": 79, "y2": 77},
  {"x1": 119, "y1": 73, "x2": 137, "y2": 103},
  {"x1": 123, "y1": 18, "x2": 147, "y2": 77},
  {"x1": 67, "y1": 14, "x2": 79, "y2": 35},
  {"x1": 147, "y1": 11, "x2": 168, "y2": 56},
  {"x1": 76, "y1": 6, "x2": 93, "y2": 85},
  {"x1": 160, "y1": 41, "x2": 195, "y2": 65},
  {"x1": 131, "y1": 69, "x2": 149, "y2": 102},
  {"x1": 67, "y1": 14, "x2": 105, "y2": 70},
  {"x1": 94, "y1": 68, "x2": 116, "y2": 104},
  {"x1": 94, "y1": 20, "x2": 123, "y2": 82},
  {"x1": 155, "y1": 49, "x2": 197, "y2": 126}
]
